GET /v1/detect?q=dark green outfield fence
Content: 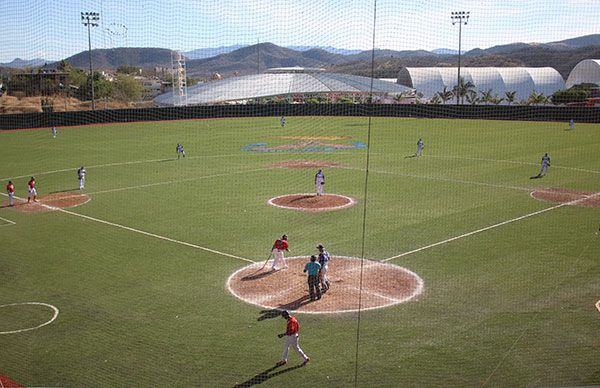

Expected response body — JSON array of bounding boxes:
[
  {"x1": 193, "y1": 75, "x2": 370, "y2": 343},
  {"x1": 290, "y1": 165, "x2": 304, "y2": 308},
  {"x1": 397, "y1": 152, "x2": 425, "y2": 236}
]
[{"x1": 1, "y1": 104, "x2": 600, "y2": 130}]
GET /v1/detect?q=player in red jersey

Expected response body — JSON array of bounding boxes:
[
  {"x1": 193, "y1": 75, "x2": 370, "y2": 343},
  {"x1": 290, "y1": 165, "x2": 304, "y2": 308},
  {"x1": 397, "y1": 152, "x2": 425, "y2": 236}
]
[
  {"x1": 276, "y1": 310, "x2": 309, "y2": 366},
  {"x1": 271, "y1": 234, "x2": 290, "y2": 270},
  {"x1": 27, "y1": 177, "x2": 38, "y2": 203},
  {"x1": 6, "y1": 181, "x2": 15, "y2": 206}
]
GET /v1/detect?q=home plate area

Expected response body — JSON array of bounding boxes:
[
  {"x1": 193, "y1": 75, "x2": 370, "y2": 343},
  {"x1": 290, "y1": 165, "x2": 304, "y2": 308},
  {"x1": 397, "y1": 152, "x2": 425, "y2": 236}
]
[{"x1": 227, "y1": 256, "x2": 424, "y2": 314}]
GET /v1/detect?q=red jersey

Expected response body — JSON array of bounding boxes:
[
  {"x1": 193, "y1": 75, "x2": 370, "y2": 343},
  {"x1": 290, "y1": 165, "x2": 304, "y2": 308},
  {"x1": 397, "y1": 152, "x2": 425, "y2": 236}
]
[
  {"x1": 7, "y1": 183, "x2": 14, "y2": 193},
  {"x1": 273, "y1": 239, "x2": 289, "y2": 251},
  {"x1": 286, "y1": 316, "x2": 299, "y2": 335},
  {"x1": 28, "y1": 179, "x2": 35, "y2": 189}
]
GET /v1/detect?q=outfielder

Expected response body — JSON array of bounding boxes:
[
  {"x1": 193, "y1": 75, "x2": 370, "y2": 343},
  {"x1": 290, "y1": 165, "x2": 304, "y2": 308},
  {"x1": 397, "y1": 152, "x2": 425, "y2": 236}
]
[
  {"x1": 277, "y1": 310, "x2": 309, "y2": 366},
  {"x1": 27, "y1": 177, "x2": 38, "y2": 203},
  {"x1": 281, "y1": 115, "x2": 285, "y2": 128},
  {"x1": 569, "y1": 119, "x2": 574, "y2": 130},
  {"x1": 416, "y1": 138, "x2": 424, "y2": 157},
  {"x1": 176, "y1": 143, "x2": 186, "y2": 159},
  {"x1": 539, "y1": 153, "x2": 551, "y2": 177},
  {"x1": 77, "y1": 166, "x2": 86, "y2": 190},
  {"x1": 317, "y1": 244, "x2": 331, "y2": 292},
  {"x1": 6, "y1": 181, "x2": 15, "y2": 206},
  {"x1": 52, "y1": 126, "x2": 57, "y2": 138},
  {"x1": 271, "y1": 234, "x2": 289, "y2": 270},
  {"x1": 315, "y1": 169, "x2": 325, "y2": 196}
]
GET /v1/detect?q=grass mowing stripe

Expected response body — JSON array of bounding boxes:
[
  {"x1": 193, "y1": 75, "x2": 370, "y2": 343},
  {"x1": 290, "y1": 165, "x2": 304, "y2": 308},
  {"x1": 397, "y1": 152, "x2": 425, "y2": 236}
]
[
  {"x1": 424, "y1": 154, "x2": 600, "y2": 175},
  {"x1": 481, "y1": 327, "x2": 529, "y2": 387},
  {"x1": 339, "y1": 166, "x2": 531, "y2": 192},
  {"x1": 0, "y1": 192, "x2": 255, "y2": 264},
  {"x1": 382, "y1": 191, "x2": 600, "y2": 262},
  {"x1": 1, "y1": 153, "x2": 246, "y2": 181}
]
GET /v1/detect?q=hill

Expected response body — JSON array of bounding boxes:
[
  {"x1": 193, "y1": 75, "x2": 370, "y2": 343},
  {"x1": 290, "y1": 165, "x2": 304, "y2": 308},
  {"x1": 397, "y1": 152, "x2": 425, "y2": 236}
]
[{"x1": 64, "y1": 47, "x2": 174, "y2": 69}]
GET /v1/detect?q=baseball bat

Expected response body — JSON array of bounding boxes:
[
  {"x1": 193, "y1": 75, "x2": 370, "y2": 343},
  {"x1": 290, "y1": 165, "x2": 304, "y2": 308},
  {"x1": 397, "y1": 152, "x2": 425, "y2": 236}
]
[{"x1": 259, "y1": 251, "x2": 273, "y2": 270}]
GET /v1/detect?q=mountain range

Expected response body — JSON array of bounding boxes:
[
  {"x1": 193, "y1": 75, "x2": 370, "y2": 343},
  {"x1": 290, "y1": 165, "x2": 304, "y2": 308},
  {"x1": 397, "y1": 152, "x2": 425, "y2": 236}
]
[{"x1": 2, "y1": 34, "x2": 600, "y2": 80}]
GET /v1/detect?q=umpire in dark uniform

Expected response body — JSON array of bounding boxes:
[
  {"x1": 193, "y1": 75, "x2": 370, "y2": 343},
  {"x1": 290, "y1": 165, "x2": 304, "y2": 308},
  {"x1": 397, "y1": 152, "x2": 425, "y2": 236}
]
[{"x1": 303, "y1": 255, "x2": 322, "y2": 301}]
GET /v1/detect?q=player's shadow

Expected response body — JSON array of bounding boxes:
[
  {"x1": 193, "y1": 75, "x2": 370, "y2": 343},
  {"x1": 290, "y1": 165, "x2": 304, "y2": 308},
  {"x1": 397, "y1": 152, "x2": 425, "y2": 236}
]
[
  {"x1": 257, "y1": 309, "x2": 282, "y2": 321},
  {"x1": 404, "y1": 154, "x2": 417, "y2": 159},
  {"x1": 242, "y1": 269, "x2": 275, "y2": 281},
  {"x1": 276, "y1": 295, "x2": 312, "y2": 311},
  {"x1": 233, "y1": 363, "x2": 305, "y2": 387},
  {"x1": 529, "y1": 174, "x2": 543, "y2": 179}
]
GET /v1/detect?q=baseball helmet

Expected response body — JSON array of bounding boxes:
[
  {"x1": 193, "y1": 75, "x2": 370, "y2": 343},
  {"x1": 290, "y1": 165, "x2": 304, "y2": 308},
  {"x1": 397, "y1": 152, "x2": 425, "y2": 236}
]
[
  {"x1": 282, "y1": 234, "x2": 288, "y2": 240},
  {"x1": 281, "y1": 310, "x2": 290, "y2": 318}
]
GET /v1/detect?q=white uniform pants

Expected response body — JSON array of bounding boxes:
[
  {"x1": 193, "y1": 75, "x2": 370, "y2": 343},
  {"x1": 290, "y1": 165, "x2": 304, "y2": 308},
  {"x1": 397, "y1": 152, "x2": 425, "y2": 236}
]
[
  {"x1": 320, "y1": 264, "x2": 329, "y2": 288},
  {"x1": 281, "y1": 334, "x2": 308, "y2": 362},
  {"x1": 416, "y1": 145, "x2": 423, "y2": 156},
  {"x1": 8, "y1": 192, "x2": 14, "y2": 205},
  {"x1": 272, "y1": 249, "x2": 288, "y2": 269},
  {"x1": 539, "y1": 164, "x2": 548, "y2": 176},
  {"x1": 79, "y1": 177, "x2": 85, "y2": 189},
  {"x1": 315, "y1": 180, "x2": 324, "y2": 196}
]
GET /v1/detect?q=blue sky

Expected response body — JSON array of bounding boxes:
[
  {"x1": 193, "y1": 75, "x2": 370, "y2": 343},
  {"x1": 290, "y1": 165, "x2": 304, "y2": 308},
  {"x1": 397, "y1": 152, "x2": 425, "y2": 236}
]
[{"x1": 1, "y1": 0, "x2": 599, "y2": 62}]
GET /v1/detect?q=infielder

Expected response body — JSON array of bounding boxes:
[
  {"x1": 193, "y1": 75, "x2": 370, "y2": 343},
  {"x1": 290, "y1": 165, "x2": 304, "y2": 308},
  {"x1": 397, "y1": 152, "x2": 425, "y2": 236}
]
[
  {"x1": 317, "y1": 244, "x2": 331, "y2": 292},
  {"x1": 303, "y1": 255, "x2": 322, "y2": 301},
  {"x1": 176, "y1": 143, "x2": 186, "y2": 159},
  {"x1": 281, "y1": 115, "x2": 285, "y2": 128},
  {"x1": 416, "y1": 138, "x2": 424, "y2": 157},
  {"x1": 77, "y1": 166, "x2": 86, "y2": 190},
  {"x1": 277, "y1": 310, "x2": 309, "y2": 366},
  {"x1": 539, "y1": 153, "x2": 551, "y2": 177},
  {"x1": 315, "y1": 169, "x2": 325, "y2": 196},
  {"x1": 52, "y1": 126, "x2": 57, "y2": 138},
  {"x1": 271, "y1": 234, "x2": 289, "y2": 270},
  {"x1": 569, "y1": 119, "x2": 574, "y2": 130},
  {"x1": 6, "y1": 181, "x2": 15, "y2": 206},
  {"x1": 27, "y1": 177, "x2": 38, "y2": 203}
]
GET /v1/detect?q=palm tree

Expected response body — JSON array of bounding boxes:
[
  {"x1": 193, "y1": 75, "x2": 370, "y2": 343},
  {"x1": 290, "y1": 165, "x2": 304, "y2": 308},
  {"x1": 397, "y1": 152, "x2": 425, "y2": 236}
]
[
  {"x1": 430, "y1": 95, "x2": 442, "y2": 104},
  {"x1": 436, "y1": 86, "x2": 454, "y2": 105},
  {"x1": 479, "y1": 89, "x2": 494, "y2": 105},
  {"x1": 505, "y1": 91, "x2": 517, "y2": 105},
  {"x1": 527, "y1": 91, "x2": 548, "y2": 105},
  {"x1": 465, "y1": 90, "x2": 479, "y2": 105},
  {"x1": 452, "y1": 77, "x2": 475, "y2": 104}
]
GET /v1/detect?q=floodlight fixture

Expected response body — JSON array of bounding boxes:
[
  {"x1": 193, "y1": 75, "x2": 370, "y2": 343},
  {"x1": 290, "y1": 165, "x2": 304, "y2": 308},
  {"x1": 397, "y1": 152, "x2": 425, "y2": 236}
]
[
  {"x1": 81, "y1": 12, "x2": 100, "y2": 109},
  {"x1": 451, "y1": 11, "x2": 470, "y2": 104}
]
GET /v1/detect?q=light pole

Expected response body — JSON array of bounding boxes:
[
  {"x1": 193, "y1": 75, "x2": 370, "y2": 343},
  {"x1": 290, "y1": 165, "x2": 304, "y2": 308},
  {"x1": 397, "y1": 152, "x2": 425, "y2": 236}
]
[
  {"x1": 451, "y1": 11, "x2": 469, "y2": 105},
  {"x1": 81, "y1": 12, "x2": 99, "y2": 110}
]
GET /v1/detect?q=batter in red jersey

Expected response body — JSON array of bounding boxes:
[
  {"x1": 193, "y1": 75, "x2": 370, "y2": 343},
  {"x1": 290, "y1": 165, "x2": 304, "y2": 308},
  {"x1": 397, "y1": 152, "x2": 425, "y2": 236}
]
[
  {"x1": 271, "y1": 234, "x2": 290, "y2": 270},
  {"x1": 276, "y1": 310, "x2": 309, "y2": 365},
  {"x1": 6, "y1": 181, "x2": 15, "y2": 206},
  {"x1": 27, "y1": 177, "x2": 38, "y2": 203}
]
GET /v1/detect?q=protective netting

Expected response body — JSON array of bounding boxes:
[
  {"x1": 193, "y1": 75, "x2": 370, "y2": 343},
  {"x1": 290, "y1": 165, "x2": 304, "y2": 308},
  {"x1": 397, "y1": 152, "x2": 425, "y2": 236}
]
[{"x1": 1, "y1": 1, "x2": 600, "y2": 387}]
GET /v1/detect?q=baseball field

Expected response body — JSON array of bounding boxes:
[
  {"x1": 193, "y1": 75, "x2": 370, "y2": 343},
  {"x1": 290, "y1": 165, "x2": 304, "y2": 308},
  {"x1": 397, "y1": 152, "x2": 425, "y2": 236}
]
[{"x1": 1, "y1": 115, "x2": 599, "y2": 386}]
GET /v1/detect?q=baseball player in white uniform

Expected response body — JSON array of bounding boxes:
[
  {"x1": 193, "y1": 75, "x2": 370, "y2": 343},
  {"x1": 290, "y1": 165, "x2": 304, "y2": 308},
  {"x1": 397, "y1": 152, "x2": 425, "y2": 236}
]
[
  {"x1": 539, "y1": 153, "x2": 551, "y2": 177},
  {"x1": 317, "y1": 244, "x2": 331, "y2": 292},
  {"x1": 315, "y1": 169, "x2": 325, "y2": 196},
  {"x1": 416, "y1": 138, "x2": 424, "y2": 157},
  {"x1": 77, "y1": 166, "x2": 86, "y2": 189}
]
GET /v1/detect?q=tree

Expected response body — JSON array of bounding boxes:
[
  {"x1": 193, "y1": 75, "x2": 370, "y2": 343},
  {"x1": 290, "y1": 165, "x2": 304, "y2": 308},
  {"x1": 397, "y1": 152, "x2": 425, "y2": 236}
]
[
  {"x1": 479, "y1": 89, "x2": 494, "y2": 105},
  {"x1": 452, "y1": 77, "x2": 475, "y2": 104},
  {"x1": 551, "y1": 87, "x2": 591, "y2": 105},
  {"x1": 504, "y1": 91, "x2": 517, "y2": 105},
  {"x1": 436, "y1": 86, "x2": 453, "y2": 104},
  {"x1": 465, "y1": 90, "x2": 479, "y2": 105},
  {"x1": 113, "y1": 74, "x2": 142, "y2": 101},
  {"x1": 429, "y1": 95, "x2": 441, "y2": 104},
  {"x1": 527, "y1": 91, "x2": 548, "y2": 106}
]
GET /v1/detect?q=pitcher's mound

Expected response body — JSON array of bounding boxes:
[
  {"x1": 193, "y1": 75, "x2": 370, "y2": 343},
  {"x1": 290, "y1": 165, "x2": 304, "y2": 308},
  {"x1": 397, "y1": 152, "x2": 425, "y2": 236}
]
[
  {"x1": 227, "y1": 256, "x2": 424, "y2": 314},
  {"x1": 530, "y1": 188, "x2": 600, "y2": 207},
  {"x1": 268, "y1": 193, "x2": 355, "y2": 212},
  {"x1": 13, "y1": 192, "x2": 90, "y2": 213}
]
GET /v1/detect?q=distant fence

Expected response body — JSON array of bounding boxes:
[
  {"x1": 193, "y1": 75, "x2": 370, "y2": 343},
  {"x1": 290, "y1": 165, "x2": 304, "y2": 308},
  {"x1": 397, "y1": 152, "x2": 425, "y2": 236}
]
[{"x1": 1, "y1": 104, "x2": 600, "y2": 130}]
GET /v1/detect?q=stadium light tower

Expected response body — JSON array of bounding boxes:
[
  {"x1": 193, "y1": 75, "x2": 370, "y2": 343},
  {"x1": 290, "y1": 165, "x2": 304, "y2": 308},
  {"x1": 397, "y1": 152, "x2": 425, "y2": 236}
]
[
  {"x1": 81, "y1": 12, "x2": 100, "y2": 110},
  {"x1": 451, "y1": 11, "x2": 469, "y2": 104}
]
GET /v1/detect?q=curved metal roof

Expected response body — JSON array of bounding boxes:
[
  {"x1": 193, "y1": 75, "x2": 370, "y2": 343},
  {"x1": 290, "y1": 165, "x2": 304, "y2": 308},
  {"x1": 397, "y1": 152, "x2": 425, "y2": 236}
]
[
  {"x1": 154, "y1": 70, "x2": 413, "y2": 106},
  {"x1": 398, "y1": 67, "x2": 565, "y2": 101},
  {"x1": 565, "y1": 59, "x2": 600, "y2": 89}
]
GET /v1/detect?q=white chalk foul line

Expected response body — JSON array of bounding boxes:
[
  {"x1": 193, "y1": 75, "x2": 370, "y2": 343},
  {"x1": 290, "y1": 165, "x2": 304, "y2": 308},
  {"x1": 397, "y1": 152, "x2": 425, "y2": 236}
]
[
  {"x1": 0, "y1": 302, "x2": 59, "y2": 335},
  {"x1": 1, "y1": 153, "x2": 244, "y2": 181},
  {"x1": 0, "y1": 193, "x2": 254, "y2": 264},
  {"x1": 383, "y1": 191, "x2": 600, "y2": 262},
  {"x1": 0, "y1": 216, "x2": 16, "y2": 226}
]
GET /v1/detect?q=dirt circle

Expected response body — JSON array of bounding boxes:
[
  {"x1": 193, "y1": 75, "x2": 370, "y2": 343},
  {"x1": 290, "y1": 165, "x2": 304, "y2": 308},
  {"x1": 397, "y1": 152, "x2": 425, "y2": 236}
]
[
  {"x1": 530, "y1": 188, "x2": 600, "y2": 208},
  {"x1": 268, "y1": 193, "x2": 356, "y2": 212},
  {"x1": 227, "y1": 256, "x2": 423, "y2": 314},
  {"x1": 12, "y1": 192, "x2": 91, "y2": 213},
  {"x1": 271, "y1": 160, "x2": 341, "y2": 169}
]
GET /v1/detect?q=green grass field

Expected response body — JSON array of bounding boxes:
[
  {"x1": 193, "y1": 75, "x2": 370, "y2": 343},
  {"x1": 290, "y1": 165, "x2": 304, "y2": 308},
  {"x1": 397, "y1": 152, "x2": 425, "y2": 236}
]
[{"x1": 1, "y1": 116, "x2": 599, "y2": 387}]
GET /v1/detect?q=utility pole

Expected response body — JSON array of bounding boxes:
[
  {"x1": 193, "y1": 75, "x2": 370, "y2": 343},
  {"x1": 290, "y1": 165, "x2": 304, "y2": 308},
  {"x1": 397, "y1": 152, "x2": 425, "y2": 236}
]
[
  {"x1": 451, "y1": 11, "x2": 469, "y2": 105},
  {"x1": 81, "y1": 12, "x2": 100, "y2": 110}
]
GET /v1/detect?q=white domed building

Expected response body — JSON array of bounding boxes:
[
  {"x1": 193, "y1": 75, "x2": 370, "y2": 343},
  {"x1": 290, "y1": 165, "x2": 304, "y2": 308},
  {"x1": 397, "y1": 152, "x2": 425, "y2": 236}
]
[
  {"x1": 397, "y1": 67, "x2": 565, "y2": 102},
  {"x1": 565, "y1": 59, "x2": 600, "y2": 89},
  {"x1": 154, "y1": 67, "x2": 413, "y2": 106}
]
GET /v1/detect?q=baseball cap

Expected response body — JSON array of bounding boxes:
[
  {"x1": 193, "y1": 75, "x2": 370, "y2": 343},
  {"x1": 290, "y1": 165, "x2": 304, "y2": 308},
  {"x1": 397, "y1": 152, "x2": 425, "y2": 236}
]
[{"x1": 317, "y1": 244, "x2": 324, "y2": 249}]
